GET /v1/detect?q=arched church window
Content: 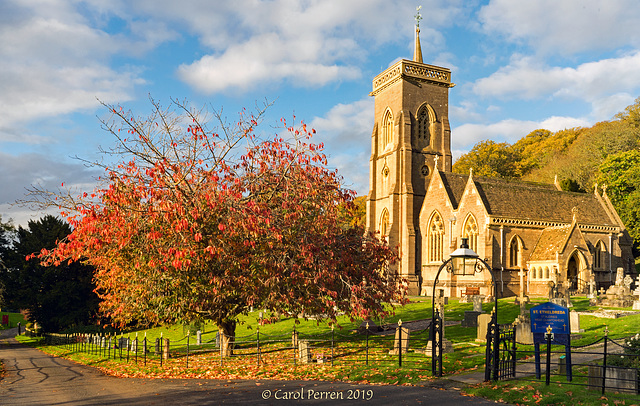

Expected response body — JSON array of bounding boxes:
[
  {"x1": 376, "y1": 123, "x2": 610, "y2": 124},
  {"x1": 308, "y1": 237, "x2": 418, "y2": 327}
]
[
  {"x1": 594, "y1": 240, "x2": 606, "y2": 270},
  {"x1": 462, "y1": 215, "x2": 479, "y2": 252},
  {"x1": 531, "y1": 267, "x2": 537, "y2": 279},
  {"x1": 382, "y1": 109, "x2": 393, "y2": 147},
  {"x1": 380, "y1": 209, "x2": 390, "y2": 238},
  {"x1": 544, "y1": 267, "x2": 550, "y2": 279},
  {"x1": 416, "y1": 104, "x2": 435, "y2": 144},
  {"x1": 509, "y1": 236, "x2": 521, "y2": 268},
  {"x1": 427, "y1": 212, "x2": 445, "y2": 262}
]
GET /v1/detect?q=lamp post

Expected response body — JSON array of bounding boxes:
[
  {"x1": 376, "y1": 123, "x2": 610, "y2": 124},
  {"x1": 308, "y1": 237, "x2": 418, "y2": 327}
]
[{"x1": 430, "y1": 237, "x2": 498, "y2": 378}]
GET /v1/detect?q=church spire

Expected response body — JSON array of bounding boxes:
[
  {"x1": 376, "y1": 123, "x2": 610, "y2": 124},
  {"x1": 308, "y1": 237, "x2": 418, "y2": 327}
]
[{"x1": 414, "y1": 6, "x2": 423, "y2": 63}]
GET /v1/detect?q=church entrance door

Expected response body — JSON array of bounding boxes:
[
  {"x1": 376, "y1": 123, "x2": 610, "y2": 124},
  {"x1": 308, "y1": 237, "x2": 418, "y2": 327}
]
[{"x1": 568, "y1": 255, "x2": 578, "y2": 290}]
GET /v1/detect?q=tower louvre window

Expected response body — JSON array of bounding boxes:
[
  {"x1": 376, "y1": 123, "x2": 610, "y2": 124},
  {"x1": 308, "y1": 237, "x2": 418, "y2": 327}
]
[{"x1": 416, "y1": 104, "x2": 435, "y2": 144}]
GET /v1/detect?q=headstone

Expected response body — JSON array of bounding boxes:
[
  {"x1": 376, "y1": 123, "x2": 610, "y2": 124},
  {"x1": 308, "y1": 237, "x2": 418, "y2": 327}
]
[
  {"x1": 587, "y1": 279, "x2": 597, "y2": 299},
  {"x1": 472, "y1": 295, "x2": 484, "y2": 313},
  {"x1": 215, "y1": 331, "x2": 220, "y2": 348},
  {"x1": 461, "y1": 311, "x2": 481, "y2": 327},
  {"x1": 299, "y1": 340, "x2": 312, "y2": 363},
  {"x1": 196, "y1": 330, "x2": 202, "y2": 345},
  {"x1": 633, "y1": 301, "x2": 640, "y2": 310},
  {"x1": 615, "y1": 267, "x2": 625, "y2": 286},
  {"x1": 476, "y1": 313, "x2": 493, "y2": 342},
  {"x1": 131, "y1": 338, "x2": 137, "y2": 353},
  {"x1": 624, "y1": 275, "x2": 633, "y2": 289},
  {"x1": 570, "y1": 311, "x2": 584, "y2": 334},
  {"x1": 389, "y1": 327, "x2": 410, "y2": 355},
  {"x1": 154, "y1": 338, "x2": 160, "y2": 355},
  {"x1": 634, "y1": 276, "x2": 640, "y2": 296},
  {"x1": 513, "y1": 316, "x2": 533, "y2": 344}
]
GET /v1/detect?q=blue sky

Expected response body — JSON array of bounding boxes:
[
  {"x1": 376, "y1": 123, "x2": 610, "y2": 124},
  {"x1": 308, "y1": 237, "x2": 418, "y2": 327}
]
[{"x1": 3, "y1": 0, "x2": 640, "y2": 227}]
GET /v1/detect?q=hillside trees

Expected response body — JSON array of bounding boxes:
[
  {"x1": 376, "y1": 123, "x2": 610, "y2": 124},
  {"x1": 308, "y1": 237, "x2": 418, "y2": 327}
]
[
  {"x1": 1, "y1": 215, "x2": 98, "y2": 331},
  {"x1": 597, "y1": 150, "x2": 640, "y2": 246},
  {"x1": 0, "y1": 216, "x2": 15, "y2": 308},
  {"x1": 28, "y1": 98, "x2": 402, "y2": 354}
]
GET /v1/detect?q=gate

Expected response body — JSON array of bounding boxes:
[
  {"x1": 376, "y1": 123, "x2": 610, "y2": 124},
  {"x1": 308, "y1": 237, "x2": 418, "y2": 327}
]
[{"x1": 485, "y1": 319, "x2": 516, "y2": 381}]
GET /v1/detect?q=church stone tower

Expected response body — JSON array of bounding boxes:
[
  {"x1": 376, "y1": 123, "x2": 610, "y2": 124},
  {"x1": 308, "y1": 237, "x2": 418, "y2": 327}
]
[{"x1": 365, "y1": 23, "x2": 454, "y2": 295}]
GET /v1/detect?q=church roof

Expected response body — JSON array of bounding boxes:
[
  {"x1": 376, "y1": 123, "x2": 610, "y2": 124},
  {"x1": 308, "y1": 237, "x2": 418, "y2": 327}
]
[
  {"x1": 437, "y1": 172, "x2": 618, "y2": 227},
  {"x1": 528, "y1": 224, "x2": 573, "y2": 261}
]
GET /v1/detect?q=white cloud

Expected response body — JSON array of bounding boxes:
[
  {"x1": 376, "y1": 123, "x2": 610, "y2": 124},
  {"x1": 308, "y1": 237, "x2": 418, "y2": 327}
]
[
  {"x1": 311, "y1": 98, "x2": 373, "y2": 145},
  {"x1": 0, "y1": 151, "x2": 101, "y2": 227},
  {"x1": 310, "y1": 98, "x2": 375, "y2": 196},
  {"x1": 472, "y1": 52, "x2": 640, "y2": 120},
  {"x1": 452, "y1": 116, "x2": 589, "y2": 149},
  {"x1": 177, "y1": 33, "x2": 362, "y2": 94},
  {"x1": 479, "y1": 0, "x2": 640, "y2": 54},
  {"x1": 0, "y1": 0, "x2": 168, "y2": 130},
  {"x1": 168, "y1": 0, "x2": 464, "y2": 94}
]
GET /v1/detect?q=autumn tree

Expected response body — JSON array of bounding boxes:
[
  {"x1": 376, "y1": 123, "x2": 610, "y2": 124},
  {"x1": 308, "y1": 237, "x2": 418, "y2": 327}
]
[
  {"x1": 28, "y1": 98, "x2": 402, "y2": 353},
  {"x1": 453, "y1": 140, "x2": 521, "y2": 178}
]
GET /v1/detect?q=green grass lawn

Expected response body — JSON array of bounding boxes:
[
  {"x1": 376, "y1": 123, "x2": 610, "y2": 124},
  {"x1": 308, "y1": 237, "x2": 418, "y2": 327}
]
[
  {"x1": 15, "y1": 296, "x2": 640, "y2": 405},
  {"x1": 0, "y1": 312, "x2": 25, "y2": 330}
]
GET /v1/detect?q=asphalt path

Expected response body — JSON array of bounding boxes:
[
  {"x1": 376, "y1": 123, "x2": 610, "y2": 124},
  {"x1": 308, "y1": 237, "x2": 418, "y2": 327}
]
[{"x1": 0, "y1": 328, "x2": 501, "y2": 405}]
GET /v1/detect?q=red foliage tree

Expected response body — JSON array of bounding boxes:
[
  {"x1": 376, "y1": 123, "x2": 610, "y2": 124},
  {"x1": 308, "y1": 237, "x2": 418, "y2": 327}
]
[{"x1": 30, "y1": 98, "x2": 404, "y2": 354}]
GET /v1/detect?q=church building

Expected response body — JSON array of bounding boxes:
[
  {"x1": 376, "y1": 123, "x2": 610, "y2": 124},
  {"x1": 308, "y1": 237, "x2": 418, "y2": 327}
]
[{"x1": 365, "y1": 24, "x2": 634, "y2": 298}]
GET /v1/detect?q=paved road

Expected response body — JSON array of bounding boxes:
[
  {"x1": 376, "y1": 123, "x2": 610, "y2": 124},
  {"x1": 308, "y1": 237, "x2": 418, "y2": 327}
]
[{"x1": 0, "y1": 328, "x2": 500, "y2": 405}]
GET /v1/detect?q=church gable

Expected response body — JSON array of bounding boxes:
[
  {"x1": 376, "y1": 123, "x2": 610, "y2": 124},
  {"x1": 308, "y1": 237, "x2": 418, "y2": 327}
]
[{"x1": 529, "y1": 222, "x2": 588, "y2": 262}]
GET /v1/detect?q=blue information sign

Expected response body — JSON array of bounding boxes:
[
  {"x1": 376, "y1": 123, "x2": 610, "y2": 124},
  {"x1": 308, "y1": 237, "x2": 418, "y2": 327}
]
[{"x1": 530, "y1": 302, "x2": 570, "y2": 334}]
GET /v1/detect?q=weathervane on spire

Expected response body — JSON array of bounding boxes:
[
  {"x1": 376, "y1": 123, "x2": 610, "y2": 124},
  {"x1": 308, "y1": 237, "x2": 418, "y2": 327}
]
[
  {"x1": 415, "y1": 6, "x2": 423, "y2": 29},
  {"x1": 413, "y1": 6, "x2": 424, "y2": 63}
]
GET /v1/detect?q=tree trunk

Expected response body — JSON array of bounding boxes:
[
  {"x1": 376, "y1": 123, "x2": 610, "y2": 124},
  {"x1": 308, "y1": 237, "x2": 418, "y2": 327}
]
[{"x1": 219, "y1": 320, "x2": 236, "y2": 357}]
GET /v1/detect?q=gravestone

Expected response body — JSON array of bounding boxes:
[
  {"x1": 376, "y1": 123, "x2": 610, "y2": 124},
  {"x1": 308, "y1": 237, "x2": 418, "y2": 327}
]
[
  {"x1": 513, "y1": 316, "x2": 533, "y2": 345},
  {"x1": 476, "y1": 313, "x2": 493, "y2": 342},
  {"x1": 461, "y1": 311, "x2": 481, "y2": 327},
  {"x1": 299, "y1": 340, "x2": 312, "y2": 363},
  {"x1": 196, "y1": 330, "x2": 202, "y2": 345},
  {"x1": 515, "y1": 269, "x2": 529, "y2": 304},
  {"x1": 570, "y1": 311, "x2": 584, "y2": 334},
  {"x1": 389, "y1": 327, "x2": 410, "y2": 355},
  {"x1": 154, "y1": 338, "x2": 160, "y2": 355},
  {"x1": 472, "y1": 295, "x2": 484, "y2": 313}
]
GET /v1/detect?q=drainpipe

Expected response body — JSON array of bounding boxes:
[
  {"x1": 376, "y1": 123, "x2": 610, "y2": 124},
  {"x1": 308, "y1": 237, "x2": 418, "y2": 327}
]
[
  {"x1": 609, "y1": 233, "x2": 613, "y2": 284},
  {"x1": 499, "y1": 226, "x2": 504, "y2": 295}
]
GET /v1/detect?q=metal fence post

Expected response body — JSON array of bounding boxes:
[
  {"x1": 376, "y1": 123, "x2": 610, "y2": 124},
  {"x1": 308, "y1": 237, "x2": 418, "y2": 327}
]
[
  {"x1": 365, "y1": 322, "x2": 369, "y2": 366},
  {"x1": 331, "y1": 325, "x2": 335, "y2": 367},
  {"x1": 602, "y1": 327, "x2": 609, "y2": 394},
  {"x1": 545, "y1": 327, "x2": 552, "y2": 386},
  {"x1": 398, "y1": 319, "x2": 403, "y2": 367},
  {"x1": 256, "y1": 326, "x2": 260, "y2": 367},
  {"x1": 144, "y1": 332, "x2": 147, "y2": 366},
  {"x1": 186, "y1": 331, "x2": 190, "y2": 369}
]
